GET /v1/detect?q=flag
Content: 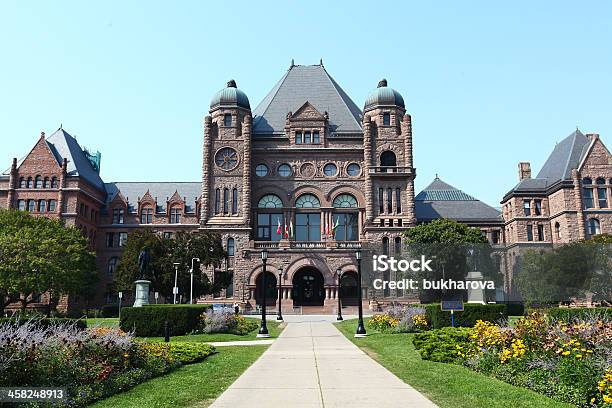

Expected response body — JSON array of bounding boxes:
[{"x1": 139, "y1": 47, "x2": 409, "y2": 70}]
[
  {"x1": 276, "y1": 218, "x2": 282, "y2": 235},
  {"x1": 326, "y1": 219, "x2": 331, "y2": 236},
  {"x1": 284, "y1": 220, "x2": 289, "y2": 238},
  {"x1": 332, "y1": 216, "x2": 340, "y2": 237},
  {"x1": 289, "y1": 219, "x2": 294, "y2": 238}
]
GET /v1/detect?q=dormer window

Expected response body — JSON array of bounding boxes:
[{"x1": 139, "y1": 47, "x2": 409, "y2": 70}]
[
  {"x1": 140, "y1": 207, "x2": 153, "y2": 224},
  {"x1": 170, "y1": 207, "x2": 181, "y2": 224},
  {"x1": 223, "y1": 114, "x2": 232, "y2": 127},
  {"x1": 112, "y1": 208, "x2": 125, "y2": 224},
  {"x1": 383, "y1": 113, "x2": 390, "y2": 126},
  {"x1": 295, "y1": 130, "x2": 320, "y2": 145}
]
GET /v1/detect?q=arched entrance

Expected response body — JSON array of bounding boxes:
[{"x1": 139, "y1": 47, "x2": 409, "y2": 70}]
[
  {"x1": 292, "y1": 267, "x2": 325, "y2": 306},
  {"x1": 339, "y1": 271, "x2": 359, "y2": 306},
  {"x1": 255, "y1": 271, "x2": 277, "y2": 306}
]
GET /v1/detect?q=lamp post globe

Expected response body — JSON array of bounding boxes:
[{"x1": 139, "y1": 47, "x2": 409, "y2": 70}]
[
  {"x1": 354, "y1": 250, "x2": 367, "y2": 337},
  {"x1": 257, "y1": 249, "x2": 270, "y2": 338}
]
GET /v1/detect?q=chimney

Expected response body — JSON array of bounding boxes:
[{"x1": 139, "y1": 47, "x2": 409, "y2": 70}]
[
  {"x1": 518, "y1": 162, "x2": 531, "y2": 181},
  {"x1": 586, "y1": 133, "x2": 600, "y2": 141}
]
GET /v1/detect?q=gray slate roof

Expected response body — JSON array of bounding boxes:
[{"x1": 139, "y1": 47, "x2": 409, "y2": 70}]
[
  {"x1": 415, "y1": 177, "x2": 502, "y2": 223},
  {"x1": 507, "y1": 130, "x2": 590, "y2": 195},
  {"x1": 105, "y1": 182, "x2": 200, "y2": 213},
  {"x1": 252, "y1": 64, "x2": 363, "y2": 135}
]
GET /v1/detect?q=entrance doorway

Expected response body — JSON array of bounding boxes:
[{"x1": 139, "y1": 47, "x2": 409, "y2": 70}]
[
  {"x1": 339, "y1": 271, "x2": 359, "y2": 306},
  {"x1": 292, "y1": 267, "x2": 325, "y2": 306}
]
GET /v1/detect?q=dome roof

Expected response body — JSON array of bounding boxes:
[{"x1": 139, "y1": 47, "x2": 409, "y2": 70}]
[
  {"x1": 210, "y1": 80, "x2": 250, "y2": 110},
  {"x1": 364, "y1": 79, "x2": 405, "y2": 111}
]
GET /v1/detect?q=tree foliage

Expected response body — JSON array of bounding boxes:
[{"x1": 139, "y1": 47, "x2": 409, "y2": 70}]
[
  {"x1": 404, "y1": 219, "x2": 489, "y2": 244},
  {"x1": 0, "y1": 209, "x2": 97, "y2": 314}
]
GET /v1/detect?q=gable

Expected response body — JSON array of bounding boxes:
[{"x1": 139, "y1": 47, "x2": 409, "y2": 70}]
[
  {"x1": 17, "y1": 136, "x2": 62, "y2": 174},
  {"x1": 579, "y1": 137, "x2": 612, "y2": 171},
  {"x1": 291, "y1": 102, "x2": 325, "y2": 121}
]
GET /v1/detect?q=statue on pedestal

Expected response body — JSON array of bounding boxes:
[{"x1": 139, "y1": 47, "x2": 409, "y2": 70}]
[{"x1": 134, "y1": 246, "x2": 152, "y2": 307}]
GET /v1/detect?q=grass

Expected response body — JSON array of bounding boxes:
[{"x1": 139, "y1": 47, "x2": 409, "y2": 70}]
[
  {"x1": 85, "y1": 317, "x2": 119, "y2": 328},
  {"x1": 336, "y1": 319, "x2": 573, "y2": 408},
  {"x1": 90, "y1": 345, "x2": 267, "y2": 408}
]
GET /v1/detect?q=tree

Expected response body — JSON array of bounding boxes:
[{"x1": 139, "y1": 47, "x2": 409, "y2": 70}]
[{"x1": 0, "y1": 209, "x2": 96, "y2": 314}]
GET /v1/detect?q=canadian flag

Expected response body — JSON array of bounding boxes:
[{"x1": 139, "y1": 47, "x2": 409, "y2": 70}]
[{"x1": 276, "y1": 219, "x2": 282, "y2": 235}]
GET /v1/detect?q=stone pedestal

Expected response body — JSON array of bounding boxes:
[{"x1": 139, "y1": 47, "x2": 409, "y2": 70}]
[
  {"x1": 465, "y1": 271, "x2": 485, "y2": 304},
  {"x1": 133, "y1": 280, "x2": 151, "y2": 307}
]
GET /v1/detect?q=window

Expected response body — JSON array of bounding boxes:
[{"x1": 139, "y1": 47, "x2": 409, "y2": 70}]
[
  {"x1": 215, "y1": 148, "x2": 239, "y2": 170},
  {"x1": 333, "y1": 213, "x2": 358, "y2": 241},
  {"x1": 223, "y1": 188, "x2": 229, "y2": 214},
  {"x1": 492, "y1": 230, "x2": 500, "y2": 244},
  {"x1": 35, "y1": 175, "x2": 42, "y2": 188},
  {"x1": 170, "y1": 207, "x2": 181, "y2": 224},
  {"x1": 387, "y1": 188, "x2": 393, "y2": 213},
  {"x1": 119, "y1": 232, "x2": 128, "y2": 247},
  {"x1": 323, "y1": 163, "x2": 337, "y2": 176},
  {"x1": 555, "y1": 222, "x2": 561, "y2": 239},
  {"x1": 255, "y1": 164, "x2": 268, "y2": 177},
  {"x1": 106, "y1": 232, "x2": 115, "y2": 248},
  {"x1": 380, "y1": 151, "x2": 396, "y2": 168},
  {"x1": 304, "y1": 131, "x2": 311, "y2": 144},
  {"x1": 232, "y1": 188, "x2": 238, "y2": 214},
  {"x1": 51, "y1": 177, "x2": 58, "y2": 188},
  {"x1": 43, "y1": 177, "x2": 50, "y2": 188},
  {"x1": 38, "y1": 200, "x2": 46, "y2": 212},
  {"x1": 379, "y1": 188, "x2": 384, "y2": 213},
  {"x1": 295, "y1": 194, "x2": 320, "y2": 208},
  {"x1": 383, "y1": 113, "x2": 390, "y2": 126},
  {"x1": 27, "y1": 199, "x2": 35, "y2": 212},
  {"x1": 382, "y1": 237, "x2": 389, "y2": 255},
  {"x1": 597, "y1": 178, "x2": 607, "y2": 208},
  {"x1": 19, "y1": 177, "x2": 25, "y2": 188},
  {"x1": 278, "y1": 164, "x2": 292, "y2": 177},
  {"x1": 258, "y1": 194, "x2": 283, "y2": 208},
  {"x1": 296, "y1": 213, "x2": 321, "y2": 241},
  {"x1": 17, "y1": 200, "x2": 25, "y2": 210},
  {"x1": 163, "y1": 232, "x2": 173, "y2": 239},
  {"x1": 227, "y1": 238, "x2": 235, "y2": 257},
  {"x1": 394, "y1": 237, "x2": 402, "y2": 254},
  {"x1": 333, "y1": 194, "x2": 358, "y2": 208},
  {"x1": 27, "y1": 177, "x2": 33, "y2": 188},
  {"x1": 48, "y1": 200, "x2": 56, "y2": 212},
  {"x1": 526, "y1": 225, "x2": 533, "y2": 241},
  {"x1": 313, "y1": 130, "x2": 320, "y2": 144},
  {"x1": 140, "y1": 207, "x2": 153, "y2": 224},
  {"x1": 396, "y1": 188, "x2": 402, "y2": 213},
  {"x1": 223, "y1": 114, "x2": 232, "y2": 127},
  {"x1": 295, "y1": 131, "x2": 302, "y2": 144},
  {"x1": 583, "y1": 178, "x2": 594, "y2": 208},
  {"x1": 215, "y1": 189, "x2": 221, "y2": 214},
  {"x1": 112, "y1": 208, "x2": 124, "y2": 224},
  {"x1": 534, "y1": 200, "x2": 542, "y2": 215},
  {"x1": 523, "y1": 200, "x2": 531, "y2": 216},
  {"x1": 537, "y1": 224, "x2": 544, "y2": 241},
  {"x1": 347, "y1": 163, "x2": 360, "y2": 176},
  {"x1": 107, "y1": 257, "x2": 118, "y2": 276},
  {"x1": 257, "y1": 213, "x2": 283, "y2": 241},
  {"x1": 588, "y1": 218, "x2": 601, "y2": 236}
]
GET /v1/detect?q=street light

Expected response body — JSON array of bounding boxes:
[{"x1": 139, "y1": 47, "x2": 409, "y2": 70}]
[
  {"x1": 172, "y1": 262, "x2": 180, "y2": 304},
  {"x1": 336, "y1": 268, "x2": 343, "y2": 321},
  {"x1": 257, "y1": 249, "x2": 270, "y2": 338},
  {"x1": 118, "y1": 291, "x2": 123, "y2": 321},
  {"x1": 190, "y1": 258, "x2": 200, "y2": 304},
  {"x1": 277, "y1": 265, "x2": 286, "y2": 321},
  {"x1": 355, "y1": 250, "x2": 367, "y2": 337}
]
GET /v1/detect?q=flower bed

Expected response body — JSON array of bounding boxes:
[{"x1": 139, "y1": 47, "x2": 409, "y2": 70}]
[
  {"x1": 368, "y1": 306, "x2": 428, "y2": 333},
  {"x1": 195, "y1": 309, "x2": 259, "y2": 335},
  {"x1": 413, "y1": 311, "x2": 612, "y2": 407},
  {"x1": 0, "y1": 319, "x2": 215, "y2": 407}
]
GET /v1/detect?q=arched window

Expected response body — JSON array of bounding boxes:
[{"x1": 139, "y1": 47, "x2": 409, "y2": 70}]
[
  {"x1": 387, "y1": 187, "x2": 393, "y2": 213},
  {"x1": 27, "y1": 177, "x2": 33, "y2": 188},
  {"x1": 333, "y1": 194, "x2": 358, "y2": 208},
  {"x1": 258, "y1": 194, "x2": 283, "y2": 208},
  {"x1": 396, "y1": 188, "x2": 402, "y2": 213},
  {"x1": 596, "y1": 177, "x2": 607, "y2": 208},
  {"x1": 215, "y1": 188, "x2": 221, "y2": 214},
  {"x1": 394, "y1": 237, "x2": 402, "y2": 254},
  {"x1": 554, "y1": 222, "x2": 561, "y2": 240},
  {"x1": 43, "y1": 177, "x2": 50, "y2": 188},
  {"x1": 380, "y1": 151, "x2": 397, "y2": 168},
  {"x1": 38, "y1": 200, "x2": 46, "y2": 212},
  {"x1": 232, "y1": 188, "x2": 238, "y2": 214},
  {"x1": 223, "y1": 188, "x2": 229, "y2": 214},
  {"x1": 588, "y1": 218, "x2": 601, "y2": 237},
  {"x1": 27, "y1": 199, "x2": 35, "y2": 212},
  {"x1": 19, "y1": 177, "x2": 25, "y2": 188},
  {"x1": 582, "y1": 178, "x2": 594, "y2": 208},
  {"x1": 51, "y1": 177, "x2": 58, "y2": 188},
  {"x1": 107, "y1": 257, "x2": 118, "y2": 276},
  {"x1": 295, "y1": 194, "x2": 320, "y2": 208},
  {"x1": 227, "y1": 238, "x2": 235, "y2": 257},
  {"x1": 35, "y1": 175, "x2": 42, "y2": 188},
  {"x1": 382, "y1": 237, "x2": 389, "y2": 255}
]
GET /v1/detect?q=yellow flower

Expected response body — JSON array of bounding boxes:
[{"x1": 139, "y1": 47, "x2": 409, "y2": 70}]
[
  {"x1": 562, "y1": 351, "x2": 570, "y2": 356},
  {"x1": 575, "y1": 354, "x2": 583, "y2": 359}
]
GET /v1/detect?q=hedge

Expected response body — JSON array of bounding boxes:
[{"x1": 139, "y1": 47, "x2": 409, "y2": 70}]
[
  {"x1": 0, "y1": 317, "x2": 86, "y2": 330},
  {"x1": 101, "y1": 304, "x2": 119, "y2": 318},
  {"x1": 545, "y1": 307, "x2": 612, "y2": 322},
  {"x1": 424, "y1": 303, "x2": 507, "y2": 328},
  {"x1": 119, "y1": 304, "x2": 212, "y2": 337}
]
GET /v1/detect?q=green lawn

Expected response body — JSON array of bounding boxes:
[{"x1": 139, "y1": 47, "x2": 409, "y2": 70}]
[
  {"x1": 336, "y1": 319, "x2": 573, "y2": 408},
  {"x1": 85, "y1": 317, "x2": 119, "y2": 328},
  {"x1": 90, "y1": 345, "x2": 267, "y2": 408}
]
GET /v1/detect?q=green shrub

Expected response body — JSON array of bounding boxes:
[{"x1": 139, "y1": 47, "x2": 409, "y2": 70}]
[
  {"x1": 196, "y1": 310, "x2": 259, "y2": 335},
  {"x1": 168, "y1": 342, "x2": 216, "y2": 364},
  {"x1": 120, "y1": 304, "x2": 211, "y2": 337},
  {"x1": 505, "y1": 302, "x2": 525, "y2": 316},
  {"x1": 412, "y1": 327, "x2": 472, "y2": 363},
  {"x1": 424, "y1": 303, "x2": 507, "y2": 328},
  {"x1": 545, "y1": 307, "x2": 612, "y2": 322},
  {"x1": 0, "y1": 317, "x2": 86, "y2": 330},
  {"x1": 101, "y1": 304, "x2": 119, "y2": 318}
]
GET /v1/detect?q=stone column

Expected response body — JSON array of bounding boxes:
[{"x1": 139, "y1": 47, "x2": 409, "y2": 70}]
[
  {"x1": 363, "y1": 116, "x2": 374, "y2": 222},
  {"x1": 402, "y1": 114, "x2": 416, "y2": 226},
  {"x1": 201, "y1": 116, "x2": 212, "y2": 224},
  {"x1": 242, "y1": 115, "x2": 252, "y2": 225},
  {"x1": 572, "y1": 169, "x2": 586, "y2": 240},
  {"x1": 57, "y1": 158, "x2": 67, "y2": 216},
  {"x1": 6, "y1": 158, "x2": 17, "y2": 208}
]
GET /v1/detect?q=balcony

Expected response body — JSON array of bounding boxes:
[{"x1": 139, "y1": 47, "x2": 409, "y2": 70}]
[
  {"x1": 369, "y1": 166, "x2": 413, "y2": 176},
  {"x1": 251, "y1": 241, "x2": 362, "y2": 251}
]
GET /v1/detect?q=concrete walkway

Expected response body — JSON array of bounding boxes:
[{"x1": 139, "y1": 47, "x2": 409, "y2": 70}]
[
  {"x1": 206, "y1": 339, "x2": 274, "y2": 347},
  {"x1": 209, "y1": 320, "x2": 437, "y2": 408}
]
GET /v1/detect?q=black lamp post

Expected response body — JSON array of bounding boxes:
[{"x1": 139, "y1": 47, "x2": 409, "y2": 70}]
[
  {"x1": 277, "y1": 265, "x2": 285, "y2": 321},
  {"x1": 336, "y1": 268, "x2": 343, "y2": 321},
  {"x1": 257, "y1": 249, "x2": 270, "y2": 338},
  {"x1": 355, "y1": 250, "x2": 367, "y2": 337}
]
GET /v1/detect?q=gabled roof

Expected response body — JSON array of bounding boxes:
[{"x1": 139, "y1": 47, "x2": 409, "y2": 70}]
[
  {"x1": 416, "y1": 177, "x2": 502, "y2": 223},
  {"x1": 104, "y1": 182, "x2": 200, "y2": 213},
  {"x1": 252, "y1": 64, "x2": 363, "y2": 135}
]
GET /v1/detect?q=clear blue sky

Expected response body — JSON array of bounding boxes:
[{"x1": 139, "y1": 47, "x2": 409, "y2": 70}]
[{"x1": 1, "y1": 1, "x2": 610, "y2": 207}]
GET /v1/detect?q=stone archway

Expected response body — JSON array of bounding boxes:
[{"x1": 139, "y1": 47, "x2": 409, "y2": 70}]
[
  {"x1": 292, "y1": 267, "x2": 325, "y2": 306},
  {"x1": 255, "y1": 271, "x2": 277, "y2": 306},
  {"x1": 339, "y1": 271, "x2": 359, "y2": 306}
]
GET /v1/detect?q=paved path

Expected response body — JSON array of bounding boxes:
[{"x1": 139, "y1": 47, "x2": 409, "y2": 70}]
[
  {"x1": 206, "y1": 339, "x2": 274, "y2": 347},
  {"x1": 209, "y1": 320, "x2": 437, "y2": 408}
]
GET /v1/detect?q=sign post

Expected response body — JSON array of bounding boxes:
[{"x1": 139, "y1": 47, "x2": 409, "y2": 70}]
[{"x1": 440, "y1": 299, "x2": 464, "y2": 328}]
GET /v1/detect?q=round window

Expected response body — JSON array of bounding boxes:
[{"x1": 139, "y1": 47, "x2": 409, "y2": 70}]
[
  {"x1": 278, "y1": 164, "x2": 292, "y2": 177},
  {"x1": 324, "y1": 163, "x2": 337, "y2": 177},
  {"x1": 215, "y1": 148, "x2": 239, "y2": 170},
  {"x1": 256, "y1": 164, "x2": 268, "y2": 177},
  {"x1": 347, "y1": 163, "x2": 361, "y2": 176}
]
